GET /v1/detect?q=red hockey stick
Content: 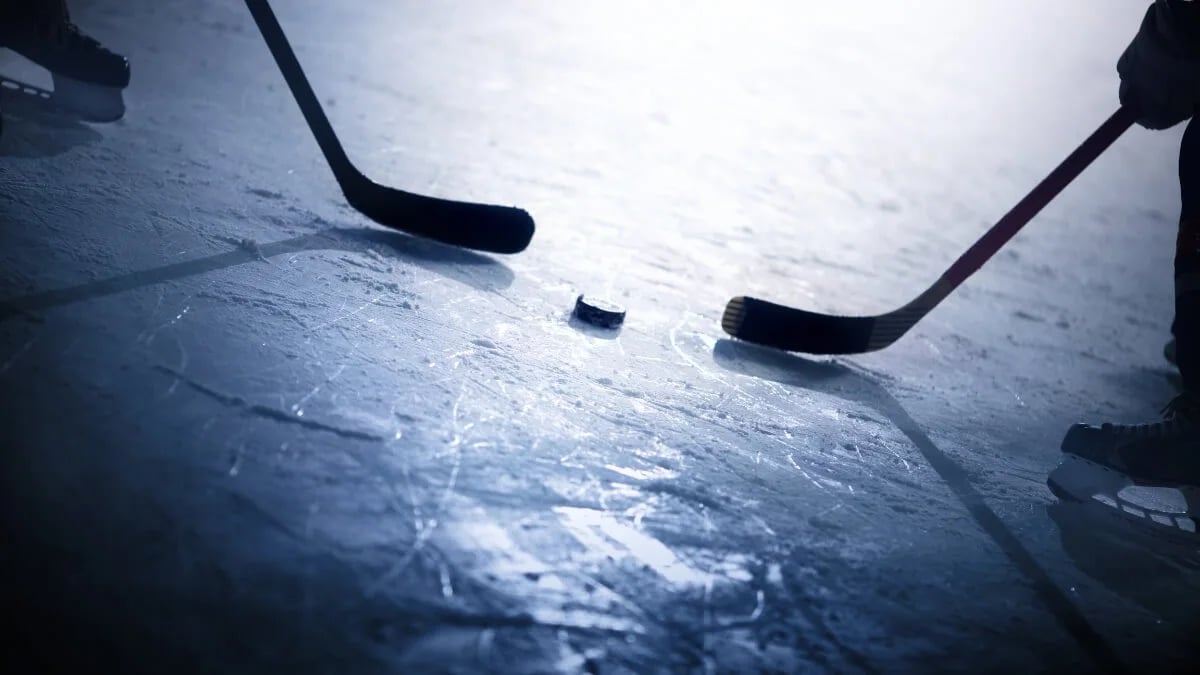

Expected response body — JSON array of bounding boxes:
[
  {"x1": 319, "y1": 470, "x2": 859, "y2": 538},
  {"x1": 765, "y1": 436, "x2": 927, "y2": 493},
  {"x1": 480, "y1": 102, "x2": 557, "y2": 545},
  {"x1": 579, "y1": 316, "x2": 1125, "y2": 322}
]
[{"x1": 724, "y1": 106, "x2": 1138, "y2": 354}]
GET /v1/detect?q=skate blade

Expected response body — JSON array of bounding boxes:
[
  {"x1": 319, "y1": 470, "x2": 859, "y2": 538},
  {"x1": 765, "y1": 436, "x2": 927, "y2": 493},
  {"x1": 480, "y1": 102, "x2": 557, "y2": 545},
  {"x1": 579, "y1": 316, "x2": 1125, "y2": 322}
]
[
  {"x1": 1112, "y1": 488, "x2": 1198, "y2": 535},
  {"x1": 1051, "y1": 499, "x2": 1200, "y2": 554},
  {"x1": 51, "y1": 73, "x2": 125, "y2": 123},
  {"x1": 1049, "y1": 457, "x2": 1198, "y2": 535},
  {"x1": 1047, "y1": 455, "x2": 1131, "y2": 504}
]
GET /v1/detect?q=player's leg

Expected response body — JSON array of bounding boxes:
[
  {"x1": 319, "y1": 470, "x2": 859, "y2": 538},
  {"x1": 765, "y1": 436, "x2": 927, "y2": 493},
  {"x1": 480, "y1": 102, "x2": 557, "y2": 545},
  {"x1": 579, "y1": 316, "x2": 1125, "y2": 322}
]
[
  {"x1": 0, "y1": 0, "x2": 128, "y2": 121},
  {"x1": 0, "y1": 0, "x2": 65, "y2": 33},
  {"x1": 1048, "y1": 115, "x2": 1200, "y2": 528},
  {"x1": 1176, "y1": 113, "x2": 1200, "y2": 393}
]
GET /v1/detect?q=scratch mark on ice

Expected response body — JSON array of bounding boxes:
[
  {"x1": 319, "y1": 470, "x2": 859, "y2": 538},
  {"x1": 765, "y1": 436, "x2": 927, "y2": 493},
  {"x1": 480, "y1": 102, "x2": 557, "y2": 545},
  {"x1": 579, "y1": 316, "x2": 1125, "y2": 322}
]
[
  {"x1": 366, "y1": 383, "x2": 468, "y2": 596},
  {"x1": 162, "y1": 335, "x2": 189, "y2": 398},
  {"x1": 788, "y1": 453, "x2": 828, "y2": 492},
  {"x1": 308, "y1": 293, "x2": 383, "y2": 333},
  {"x1": 228, "y1": 441, "x2": 244, "y2": 476},
  {"x1": 153, "y1": 364, "x2": 384, "y2": 441},
  {"x1": 692, "y1": 589, "x2": 767, "y2": 635},
  {"x1": 440, "y1": 563, "x2": 454, "y2": 599},
  {"x1": 878, "y1": 437, "x2": 913, "y2": 472},
  {"x1": 291, "y1": 363, "x2": 346, "y2": 416},
  {"x1": 0, "y1": 336, "x2": 36, "y2": 375},
  {"x1": 137, "y1": 304, "x2": 192, "y2": 346}
]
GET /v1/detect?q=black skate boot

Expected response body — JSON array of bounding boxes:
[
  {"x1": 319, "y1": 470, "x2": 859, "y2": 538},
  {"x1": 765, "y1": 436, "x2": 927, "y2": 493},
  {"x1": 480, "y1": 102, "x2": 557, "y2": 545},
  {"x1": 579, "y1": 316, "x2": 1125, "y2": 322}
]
[
  {"x1": 1048, "y1": 392, "x2": 1200, "y2": 533},
  {"x1": 0, "y1": 1, "x2": 129, "y2": 122}
]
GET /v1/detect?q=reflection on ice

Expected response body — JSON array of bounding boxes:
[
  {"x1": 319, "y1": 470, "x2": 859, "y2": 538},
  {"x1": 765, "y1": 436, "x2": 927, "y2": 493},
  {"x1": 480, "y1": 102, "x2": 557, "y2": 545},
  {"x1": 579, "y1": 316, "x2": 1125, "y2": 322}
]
[
  {"x1": 558, "y1": 506, "x2": 727, "y2": 587},
  {"x1": 603, "y1": 463, "x2": 678, "y2": 482}
]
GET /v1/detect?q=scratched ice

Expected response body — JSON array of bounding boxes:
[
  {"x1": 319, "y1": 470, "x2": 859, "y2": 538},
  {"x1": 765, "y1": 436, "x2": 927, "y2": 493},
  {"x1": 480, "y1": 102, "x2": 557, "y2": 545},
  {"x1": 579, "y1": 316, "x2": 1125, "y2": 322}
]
[{"x1": 1, "y1": 0, "x2": 1198, "y2": 672}]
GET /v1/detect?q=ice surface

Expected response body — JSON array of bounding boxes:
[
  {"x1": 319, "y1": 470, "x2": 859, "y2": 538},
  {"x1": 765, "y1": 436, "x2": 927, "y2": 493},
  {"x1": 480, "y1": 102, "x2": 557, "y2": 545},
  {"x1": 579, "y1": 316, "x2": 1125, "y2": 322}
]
[{"x1": 1, "y1": 0, "x2": 1197, "y2": 672}]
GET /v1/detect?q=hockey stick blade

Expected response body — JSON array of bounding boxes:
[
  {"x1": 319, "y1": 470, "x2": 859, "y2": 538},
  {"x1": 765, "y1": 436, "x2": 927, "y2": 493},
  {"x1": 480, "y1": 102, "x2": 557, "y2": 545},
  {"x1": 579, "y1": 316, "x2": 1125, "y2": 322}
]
[
  {"x1": 244, "y1": 0, "x2": 534, "y2": 254},
  {"x1": 723, "y1": 106, "x2": 1137, "y2": 355}
]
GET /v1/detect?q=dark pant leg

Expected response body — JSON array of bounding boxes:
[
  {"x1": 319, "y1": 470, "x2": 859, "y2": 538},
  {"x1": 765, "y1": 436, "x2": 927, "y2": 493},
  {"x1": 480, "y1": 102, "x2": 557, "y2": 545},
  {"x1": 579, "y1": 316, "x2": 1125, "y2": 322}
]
[
  {"x1": 0, "y1": 1, "x2": 67, "y2": 29},
  {"x1": 1176, "y1": 114, "x2": 1200, "y2": 393}
]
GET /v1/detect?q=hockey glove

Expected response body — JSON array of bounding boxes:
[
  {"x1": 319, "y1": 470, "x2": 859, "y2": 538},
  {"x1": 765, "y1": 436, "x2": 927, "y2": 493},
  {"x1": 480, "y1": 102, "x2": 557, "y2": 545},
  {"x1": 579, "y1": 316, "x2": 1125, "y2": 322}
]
[{"x1": 1117, "y1": 1, "x2": 1200, "y2": 130}]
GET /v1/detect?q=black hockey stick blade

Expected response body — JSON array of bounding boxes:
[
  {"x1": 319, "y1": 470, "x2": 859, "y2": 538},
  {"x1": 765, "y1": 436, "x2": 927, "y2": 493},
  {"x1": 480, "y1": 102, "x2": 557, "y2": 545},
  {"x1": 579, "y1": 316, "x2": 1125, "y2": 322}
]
[
  {"x1": 244, "y1": 0, "x2": 534, "y2": 254},
  {"x1": 723, "y1": 106, "x2": 1136, "y2": 355},
  {"x1": 723, "y1": 296, "x2": 880, "y2": 355}
]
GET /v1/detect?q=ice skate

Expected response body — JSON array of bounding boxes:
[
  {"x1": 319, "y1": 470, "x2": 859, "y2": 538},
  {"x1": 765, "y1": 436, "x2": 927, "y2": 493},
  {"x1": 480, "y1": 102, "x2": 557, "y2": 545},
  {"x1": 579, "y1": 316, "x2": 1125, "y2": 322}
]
[
  {"x1": 0, "y1": 2, "x2": 129, "y2": 122},
  {"x1": 1048, "y1": 392, "x2": 1200, "y2": 534}
]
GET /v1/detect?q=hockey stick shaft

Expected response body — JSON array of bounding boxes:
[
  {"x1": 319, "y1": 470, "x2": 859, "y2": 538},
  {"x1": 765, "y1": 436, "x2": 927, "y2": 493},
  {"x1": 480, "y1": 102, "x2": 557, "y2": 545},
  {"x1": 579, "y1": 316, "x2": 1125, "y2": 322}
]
[
  {"x1": 723, "y1": 107, "x2": 1137, "y2": 354},
  {"x1": 242, "y1": 0, "x2": 536, "y2": 254},
  {"x1": 244, "y1": 0, "x2": 358, "y2": 186},
  {"x1": 922, "y1": 106, "x2": 1136, "y2": 305}
]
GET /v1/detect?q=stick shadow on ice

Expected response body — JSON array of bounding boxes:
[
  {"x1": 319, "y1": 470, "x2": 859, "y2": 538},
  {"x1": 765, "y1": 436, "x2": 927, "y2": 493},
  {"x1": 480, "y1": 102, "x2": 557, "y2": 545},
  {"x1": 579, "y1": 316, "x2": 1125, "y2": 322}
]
[
  {"x1": 0, "y1": 226, "x2": 514, "y2": 322},
  {"x1": 710, "y1": 339, "x2": 1123, "y2": 668},
  {"x1": 0, "y1": 74, "x2": 101, "y2": 158}
]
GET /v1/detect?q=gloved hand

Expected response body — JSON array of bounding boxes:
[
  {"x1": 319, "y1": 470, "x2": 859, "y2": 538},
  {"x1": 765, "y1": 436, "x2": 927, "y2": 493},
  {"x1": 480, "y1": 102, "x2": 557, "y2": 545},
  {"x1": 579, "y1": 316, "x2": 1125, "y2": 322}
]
[{"x1": 1118, "y1": 2, "x2": 1200, "y2": 130}]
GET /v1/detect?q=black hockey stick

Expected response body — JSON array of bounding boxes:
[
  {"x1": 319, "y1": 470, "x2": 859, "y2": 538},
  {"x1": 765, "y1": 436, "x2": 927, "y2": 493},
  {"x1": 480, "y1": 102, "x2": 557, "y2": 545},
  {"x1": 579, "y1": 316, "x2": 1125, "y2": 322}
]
[
  {"x1": 244, "y1": 0, "x2": 535, "y2": 254},
  {"x1": 723, "y1": 106, "x2": 1137, "y2": 355}
]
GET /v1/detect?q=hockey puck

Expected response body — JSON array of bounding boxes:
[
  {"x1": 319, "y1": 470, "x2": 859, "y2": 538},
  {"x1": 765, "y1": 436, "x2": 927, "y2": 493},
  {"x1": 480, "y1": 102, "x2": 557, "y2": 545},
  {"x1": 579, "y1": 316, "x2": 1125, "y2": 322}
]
[{"x1": 574, "y1": 294, "x2": 625, "y2": 328}]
